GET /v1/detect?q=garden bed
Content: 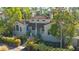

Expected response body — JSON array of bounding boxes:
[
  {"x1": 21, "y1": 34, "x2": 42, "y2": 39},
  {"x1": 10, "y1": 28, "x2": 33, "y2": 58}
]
[
  {"x1": 24, "y1": 38, "x2": 74, "y2": 51},
  {"x1": 0, "y1": 36, "x2": 21, "y2": 49}
]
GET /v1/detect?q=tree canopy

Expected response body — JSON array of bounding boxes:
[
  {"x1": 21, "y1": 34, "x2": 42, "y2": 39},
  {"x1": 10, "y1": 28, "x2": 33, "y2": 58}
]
[
  {"x1": 50, "y1": 7, "x2": 78, "y2": 45},
  {"x1": 0, "y1": 7, "x2": 31, "y2": 36}
]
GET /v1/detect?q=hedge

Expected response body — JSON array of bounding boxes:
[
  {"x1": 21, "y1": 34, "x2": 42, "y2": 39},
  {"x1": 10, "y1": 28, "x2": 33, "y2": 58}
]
[{"x1": 0, "y1": 37, "x2": 21, "y2": 47}]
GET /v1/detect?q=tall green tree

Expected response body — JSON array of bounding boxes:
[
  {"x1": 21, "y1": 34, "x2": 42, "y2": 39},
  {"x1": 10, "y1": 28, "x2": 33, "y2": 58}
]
[
  {"x1": 1, "y1": 7, "x2": 31, "y2": 36},
  {"x1": 24, "y1": 7, "x2": 31, "y2": 19},
  {"x1": 50, "y1": 7, "x2": 76, "y2": 46}
]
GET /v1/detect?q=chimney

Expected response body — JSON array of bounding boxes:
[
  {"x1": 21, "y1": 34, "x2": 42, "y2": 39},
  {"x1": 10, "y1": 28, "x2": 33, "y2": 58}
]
[{"x1": 32, "y1": 12, "x2": 36, "y2": 17}]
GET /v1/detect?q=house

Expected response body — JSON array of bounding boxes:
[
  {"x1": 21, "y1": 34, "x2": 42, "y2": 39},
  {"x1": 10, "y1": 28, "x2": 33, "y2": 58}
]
[{"x1": 13, "y1": 15, "x2": 60, "y2": 43}]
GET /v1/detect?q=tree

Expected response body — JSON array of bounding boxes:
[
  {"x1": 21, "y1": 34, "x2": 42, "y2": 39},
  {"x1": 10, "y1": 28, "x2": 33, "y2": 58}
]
[
  {"x1": 1, "y1": 7, "x2": 31, "y2": 36},
  {"x1": 50, "y1": 7, "x2": 76, "y2": 47},
  {"x1": 0, "y1": 20, "x2": 6, "y2": 35},
  {"x1": 23, "y1": 7, "x2": 31, "y2": 19}
]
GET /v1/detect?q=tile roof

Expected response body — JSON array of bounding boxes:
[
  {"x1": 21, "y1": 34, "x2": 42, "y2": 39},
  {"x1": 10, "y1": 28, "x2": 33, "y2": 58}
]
[{"x1": 31, "y1": 16, "x2": 49, "y2": 19}]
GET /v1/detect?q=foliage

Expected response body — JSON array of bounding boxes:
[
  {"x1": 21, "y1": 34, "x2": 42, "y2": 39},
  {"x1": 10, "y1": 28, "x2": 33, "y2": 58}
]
[
  {"x1": 33, "y1": 43, "x2": 51, "y2": 51},
  {"x1": 25, "y1": 37, "x2": 40, "y2": 50},
  {"x1": 25, "y1": 37, "x2": 74, "y2": 51},
  {"x1": 26, "y1": 42, "x2": 74, "y2": 51},
  {"x1": 14, "y1": 39, "x2": 21, "y2": 46},
  {"x1": 0, "y1": 45, "x2": 9, "y2": 51},
  {"x1": 33, "y1": 42, "x2": 74, "y2": 51},
  {"x1": 50, "y1": 8, "x2": 76, "y2": 46},
  {"x1": 24, "y1": 7, "x2": 31, "y2": 19},
  {"x1": 0, "y1": 20, "x2": 6, "y2": 35},
  {"x1": 50, "y1": 23, "x2": 60, "y2": 38},
  {"x1": 19, "y1": 35, "x2": 27, "y2": 44},
  {"x1": 0, "y1": 37, "x2": 21, "y2": 47},
  {"x1": 66, "y1": 45, "x2": 74, "y2": 50},
  {"x1": 0, "y1": 7, "x2": 31, "y2": 36}
]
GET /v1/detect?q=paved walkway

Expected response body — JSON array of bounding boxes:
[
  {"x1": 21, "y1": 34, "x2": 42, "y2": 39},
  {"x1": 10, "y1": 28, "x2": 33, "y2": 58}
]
[
  {"x1": 10, "y1": 46, "x2": 25, "y2": 51},
  {"x1": 9, "y1": 42, "x2": 27, "y2": 51}
]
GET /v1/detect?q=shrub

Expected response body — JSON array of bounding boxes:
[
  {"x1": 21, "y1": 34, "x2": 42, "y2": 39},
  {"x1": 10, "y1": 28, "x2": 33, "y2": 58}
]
[
  {"x1": 26, "y1": 39, "x2": 35, "y2": 50},
  {"x1": 66, "y1": 45, "x2": 74, "y2": 50},
  {"x1": 26, "y1": 42, "x2": 74, "y2": 51},
  {"x1": 19, "y1": 35, "x2": 27, "y2": 44},
  {"x1": 25, "y1": 37, "x2": 40, "y2": 50},
  {"x1": 15, "y1": 39, "x2": 21, "y2": 46},
  {"x1": 33, "y1": 43, "x2": 50, "y2": 51},
  {"x1": 0, "y1": 45, "x2": 9, "y2": 51},
  {"x1": 26, "y1": 38, "x2": 52, "y2": 51},
  {"x1": 25, "y1": 37, "x2": 74, "y2": 51},
  {"x1": 33, "y1": 43, "x2": 74, "y2": 51},
  {"x1": 0, "y1": 37, "x2": 21, "y2": 47}
]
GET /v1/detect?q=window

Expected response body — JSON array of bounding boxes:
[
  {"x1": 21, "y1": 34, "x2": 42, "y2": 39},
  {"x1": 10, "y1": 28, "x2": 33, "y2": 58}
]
[
  {"x1": 32, "y1": 27, "x2": 35, "y2": 30},
  {"x1": 32, "y1": 20, "x2": 34, "y2": 21},
  {"x1": 48, "y1": 31, "x2": 51, "y2": 35},
  {"x1": 37, "y1": 20, "x2": 39, "y2": 21},
  {"x1": 43, "y1": 20, "x2": 45, "y2": 21},
  {"x1": 16, "y1": 25, "x2": 19, "y2": 31},
  {"x1": 20, "y1": 27, "x2": 22, "y2": 32}
]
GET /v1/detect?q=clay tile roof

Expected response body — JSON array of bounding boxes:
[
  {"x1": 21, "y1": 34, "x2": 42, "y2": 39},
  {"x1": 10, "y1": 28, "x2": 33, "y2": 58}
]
[{"x1": 31, "y1": 16, "x2": 49, "y2": 19}]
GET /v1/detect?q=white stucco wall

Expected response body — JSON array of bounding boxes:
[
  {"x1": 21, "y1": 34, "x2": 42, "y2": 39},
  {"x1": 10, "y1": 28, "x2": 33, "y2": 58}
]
[
  {"x1": 44, "y1": 23, "x2": 51, "y2": 34},
  {"x1": 13, "y1": 21, "x2": 27, "y2": 36},
  {"x1": 41, "y1": 23, "x2": 59, "y2": 42},
  {"x1": 13, "y1": 21, "x2": 59, "y2": 42},
  {"x1": 41, "y1": 34, "x2": 60, "y2": 42}
]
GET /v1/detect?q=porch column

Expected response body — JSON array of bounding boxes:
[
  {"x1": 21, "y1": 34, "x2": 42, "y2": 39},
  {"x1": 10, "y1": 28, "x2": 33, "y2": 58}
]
[{"x1": 35, "y1": 23, "x2": 37, "y2": 36}]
